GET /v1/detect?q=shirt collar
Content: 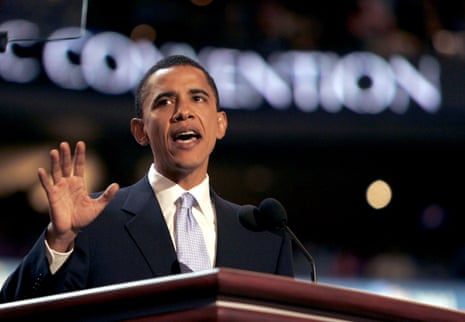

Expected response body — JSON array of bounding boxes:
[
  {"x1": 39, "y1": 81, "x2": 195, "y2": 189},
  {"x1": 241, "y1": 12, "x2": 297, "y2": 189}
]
[{"x1": 148, "y1": 164, "x2": 211, "y2": 214}]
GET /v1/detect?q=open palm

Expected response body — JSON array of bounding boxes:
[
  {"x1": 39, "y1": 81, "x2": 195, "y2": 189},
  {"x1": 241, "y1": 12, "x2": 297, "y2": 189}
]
[{"x1": 38, "y1": 141, "x2": 119, "y2": 251}]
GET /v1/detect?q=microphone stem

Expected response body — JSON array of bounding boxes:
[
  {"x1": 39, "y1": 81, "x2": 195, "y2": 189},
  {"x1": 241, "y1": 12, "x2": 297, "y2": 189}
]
[{"x1": 284, "y1": 226, "x2": 317, "y2": 282}]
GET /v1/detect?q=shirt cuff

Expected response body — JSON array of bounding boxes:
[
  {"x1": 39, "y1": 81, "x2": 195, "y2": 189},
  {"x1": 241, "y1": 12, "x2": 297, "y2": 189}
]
[{"x1": 44, "y1": 239, "x2": 73, "y2": 274}]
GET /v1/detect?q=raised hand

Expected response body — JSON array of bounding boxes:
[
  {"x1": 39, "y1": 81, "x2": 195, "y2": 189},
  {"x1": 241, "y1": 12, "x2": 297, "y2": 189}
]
[{"x1": 38, "y1": 141, "x2": 119, "y2": 252}]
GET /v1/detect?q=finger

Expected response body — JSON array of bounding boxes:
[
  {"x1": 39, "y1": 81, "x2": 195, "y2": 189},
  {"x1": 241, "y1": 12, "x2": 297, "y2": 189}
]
[
  {"x1": 73, "y1": 141, "x2": 86, "y2": 177},
  {"x1": 38, "y1": 167, "x2": 52, "y2": 193},
  {"x1": 98, "y1": 183, "x2": 120, "y2": 204},
  {"x1": 50, "y1": 148, "x2": 62, "y2": 183},
  {"x1": 60, "y1": 141, "x2": 72, "y2": 177}
]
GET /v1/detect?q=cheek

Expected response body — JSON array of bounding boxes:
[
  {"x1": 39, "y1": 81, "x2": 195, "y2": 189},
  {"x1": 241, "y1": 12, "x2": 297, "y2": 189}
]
[
  {"x1": 144, "y1": 121, "x2": 165, "y2": 144},
  {"x1": 206, "y1": 119, "x2": 219, "y2": 139}
]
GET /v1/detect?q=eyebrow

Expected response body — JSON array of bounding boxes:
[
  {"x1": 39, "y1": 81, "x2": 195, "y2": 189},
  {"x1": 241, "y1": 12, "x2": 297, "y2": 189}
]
[
  {"x1": 190, "y1": 88, "x2": 210, "y2": 97},
  {"x1": 154, "y1": 88, "x2": 210, "y2": 102},
  {"x1": 154, "y1": 91, "x2": 176, "y2": 102}
]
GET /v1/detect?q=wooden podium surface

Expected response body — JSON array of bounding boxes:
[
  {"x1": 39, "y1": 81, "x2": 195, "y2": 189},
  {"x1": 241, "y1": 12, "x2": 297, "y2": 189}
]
[{"x1": 0, "y1": 268, "x2": 464, "y2": 321}]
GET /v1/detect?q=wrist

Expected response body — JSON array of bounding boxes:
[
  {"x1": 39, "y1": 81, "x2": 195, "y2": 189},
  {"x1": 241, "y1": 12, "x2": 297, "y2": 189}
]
[{"x1": 45, "y1": 223, "x2": 76, "y2": 252}]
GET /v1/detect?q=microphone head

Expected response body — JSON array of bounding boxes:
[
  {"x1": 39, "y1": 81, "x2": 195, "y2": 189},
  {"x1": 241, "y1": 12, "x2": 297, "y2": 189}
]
[
  {"x1": 257, "y1": 198, "x2": 288, "y2": 230},
  {"x1": 238, "y1": 204, "x2": 263, "y2": 231}
]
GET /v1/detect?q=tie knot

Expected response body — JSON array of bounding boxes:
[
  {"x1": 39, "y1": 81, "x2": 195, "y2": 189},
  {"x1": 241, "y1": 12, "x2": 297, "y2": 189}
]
[{"x1": 179, "y1": 192, "x2": 195, "y2": 209}]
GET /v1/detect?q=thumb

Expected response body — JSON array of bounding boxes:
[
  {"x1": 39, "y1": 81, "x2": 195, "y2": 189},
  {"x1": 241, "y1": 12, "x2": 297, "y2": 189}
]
[{"x1": 98, "y1": 183, "x2": 120, "y2": 204}]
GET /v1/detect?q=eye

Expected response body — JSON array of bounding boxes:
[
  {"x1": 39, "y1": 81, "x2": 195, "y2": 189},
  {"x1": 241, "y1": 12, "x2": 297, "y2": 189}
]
[
  {"x1": 193, "y1": 95, "x2": 206, "y2": 102},
  {"x1": 190, "y1": 89, "x2": 210, "y2": 103},
  {"x1": 154, "y1": 97, "x2": 175, "y2": 108}
]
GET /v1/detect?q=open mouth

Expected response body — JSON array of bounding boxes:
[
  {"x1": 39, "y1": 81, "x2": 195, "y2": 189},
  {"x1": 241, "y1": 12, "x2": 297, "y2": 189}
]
[{"x1": 173, "y1": 130, "x2": 201, "y2": 142}]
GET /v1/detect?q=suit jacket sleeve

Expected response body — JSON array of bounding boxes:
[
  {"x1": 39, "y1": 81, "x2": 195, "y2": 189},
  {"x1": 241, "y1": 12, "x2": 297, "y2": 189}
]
[{"x1": 0, "y1": 231, "x2": 56, "y2": 302}]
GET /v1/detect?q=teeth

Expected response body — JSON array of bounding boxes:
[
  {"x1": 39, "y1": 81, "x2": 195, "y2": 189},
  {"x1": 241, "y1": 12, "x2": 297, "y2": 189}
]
[
  {"x1": 179, "y1": 131, "x2": 195, "y2": 136},
  {"x1": 175, "y1": 130, "x2": 197, "y2": 140}
]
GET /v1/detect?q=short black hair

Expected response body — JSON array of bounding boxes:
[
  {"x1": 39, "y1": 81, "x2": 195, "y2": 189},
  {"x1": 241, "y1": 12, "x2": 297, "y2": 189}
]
[{"x1": 134, "y1": 54, "x2": 220, "y2": 118}]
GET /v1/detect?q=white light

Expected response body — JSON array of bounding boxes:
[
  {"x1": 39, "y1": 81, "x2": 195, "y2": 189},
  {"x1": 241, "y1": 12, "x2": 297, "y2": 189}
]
[
  {"x1": 269, "y1": 51, "x2": 320, "y2": 112},
  {"x1": 1, "y1": 18, "x2": 443, "y2": 115},
  {"x1": 333, "y1": 52, "x2": 397, "y2": 114},
  {"x1": 238, "y1": 51, "x2": 292, "y2": 109},
  {"x1": 42, "y1": 27, "x2": 93, "y2": 90},
  {"x1": 81, "y1": 31, "x2": 144, "y2": 95},
  {"x1": 159, "y1": 42, "x2": 197, "y2": 59},
  {"x1": 200, "y1": 47, "x2": 247, "y2": 109},
  {"x1": 318, "y1": 53, "x2": 344, "y2": 113},
  {"x1": 390, "y1": 55, "x2": 441, "y2": 113},
  {"x1": 0, "y1": 19, "x2": 41, "y2": 83}
]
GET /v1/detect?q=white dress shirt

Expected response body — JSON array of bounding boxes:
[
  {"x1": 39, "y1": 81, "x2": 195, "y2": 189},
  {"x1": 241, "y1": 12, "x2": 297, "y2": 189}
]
[{"x1": 148, "y1": 164, "x2": 217, "y2": 267}]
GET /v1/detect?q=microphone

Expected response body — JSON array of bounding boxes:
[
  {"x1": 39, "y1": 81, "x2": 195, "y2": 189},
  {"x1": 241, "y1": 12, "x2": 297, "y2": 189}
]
[{"x1": 239, "y1": 198, "x2": 317, "y2": 282}]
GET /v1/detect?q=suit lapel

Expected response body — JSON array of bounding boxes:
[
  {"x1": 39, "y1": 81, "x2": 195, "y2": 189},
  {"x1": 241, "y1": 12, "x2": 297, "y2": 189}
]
[
  {"x1": 213, "y1": 192, "x2": 243, "y2": 267},
  {"x1": 122, "y1": 177, "x2": 179, "y2": 275}
]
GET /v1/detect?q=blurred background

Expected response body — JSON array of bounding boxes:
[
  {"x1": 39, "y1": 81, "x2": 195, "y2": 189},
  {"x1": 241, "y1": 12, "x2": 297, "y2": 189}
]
[{"x1": 1, "y1": 0, "x2": 465, "y2": 309}]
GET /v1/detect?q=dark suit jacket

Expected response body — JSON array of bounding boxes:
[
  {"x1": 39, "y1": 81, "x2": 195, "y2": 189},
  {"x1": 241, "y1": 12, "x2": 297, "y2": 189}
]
[{"x1": 0, "y1": 176, "x2": 294, "y2": 302}]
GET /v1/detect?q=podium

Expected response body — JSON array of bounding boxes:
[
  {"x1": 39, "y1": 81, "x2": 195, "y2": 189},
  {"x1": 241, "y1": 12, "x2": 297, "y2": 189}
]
[{"x1": 0, "y1": 268, "x2": 464, "y2": 321}]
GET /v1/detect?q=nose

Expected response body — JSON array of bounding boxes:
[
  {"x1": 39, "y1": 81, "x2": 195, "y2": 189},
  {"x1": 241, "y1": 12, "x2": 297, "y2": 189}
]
[{"x1": 172, "y1": 103, "x2": 193, "y2": 122}]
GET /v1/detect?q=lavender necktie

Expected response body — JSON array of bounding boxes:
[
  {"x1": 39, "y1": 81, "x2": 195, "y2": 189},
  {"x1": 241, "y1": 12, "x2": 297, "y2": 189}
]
[{"x1": 175, "y1": 192, "x2": 211, "y2": 272}]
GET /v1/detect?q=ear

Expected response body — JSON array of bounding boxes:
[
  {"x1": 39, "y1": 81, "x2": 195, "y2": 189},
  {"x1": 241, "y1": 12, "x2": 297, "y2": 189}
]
[
  {"x1": 216, "y1": 111, "x2": 228, "y2": 140},
  {"x1": 130, "y1": 118, "x2": 149, "y2": 146}
]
